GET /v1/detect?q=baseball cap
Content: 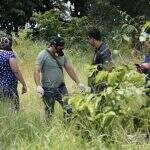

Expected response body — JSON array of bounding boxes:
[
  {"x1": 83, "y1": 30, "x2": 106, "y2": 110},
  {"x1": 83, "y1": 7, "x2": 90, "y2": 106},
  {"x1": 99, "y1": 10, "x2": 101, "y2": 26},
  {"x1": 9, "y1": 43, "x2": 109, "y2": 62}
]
[{"x1": 50, "y1": 36, "x2": 65, "y2": 47}]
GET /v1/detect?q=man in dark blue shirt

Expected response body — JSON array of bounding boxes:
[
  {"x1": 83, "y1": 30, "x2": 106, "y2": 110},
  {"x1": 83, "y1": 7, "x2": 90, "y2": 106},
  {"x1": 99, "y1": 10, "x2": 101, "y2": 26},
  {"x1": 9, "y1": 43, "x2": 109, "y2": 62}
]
[
  {"x1": 87, "y1": 28, "x2": 112, "y2": 70},
  {"x1": 87, "y1": 28, "x2": 112, "y2": 92}
]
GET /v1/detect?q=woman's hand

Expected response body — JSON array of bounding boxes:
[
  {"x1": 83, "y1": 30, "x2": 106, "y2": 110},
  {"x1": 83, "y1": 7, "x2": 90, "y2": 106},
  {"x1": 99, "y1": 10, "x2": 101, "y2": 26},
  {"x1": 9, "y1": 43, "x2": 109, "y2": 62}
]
[{"x1": 22, "y1": 85, "x2": 27, "y2": 94}]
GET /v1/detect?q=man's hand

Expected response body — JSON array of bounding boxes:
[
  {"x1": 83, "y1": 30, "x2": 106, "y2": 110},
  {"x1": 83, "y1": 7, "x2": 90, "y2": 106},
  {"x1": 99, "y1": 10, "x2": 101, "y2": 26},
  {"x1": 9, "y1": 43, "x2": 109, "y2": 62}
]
[
  {"x1": 141, "y1": 63, "x2": 150, "y2": 69},
  {"x1": 135, "y1": 64, "x2": 144, "y2": 73},
  {"x1": 37, "y1": 85, "x2": 44, "y2": 97},
  {"x1": 77, "y1": 83, "x2": 91, "y2": 93},
  {"x1": 64, "y1": 63, "x2": 91, "y2": 93},
  {"x1": 85, "y1": 86, "x2": 91, "y2": 93},
  {"x1": 135, "y1": 63, "x2": 150, "y2": 74}
]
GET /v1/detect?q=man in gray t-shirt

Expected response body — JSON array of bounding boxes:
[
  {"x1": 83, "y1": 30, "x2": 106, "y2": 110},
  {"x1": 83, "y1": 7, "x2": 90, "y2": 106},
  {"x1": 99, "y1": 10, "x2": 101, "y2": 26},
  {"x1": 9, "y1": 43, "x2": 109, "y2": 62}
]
[
  {"x1": 36, "y1": 49, "x2": 68, "y2": 88},
  {"x1": 34, "y1": 36, "x2": 87, "y2": 119}
]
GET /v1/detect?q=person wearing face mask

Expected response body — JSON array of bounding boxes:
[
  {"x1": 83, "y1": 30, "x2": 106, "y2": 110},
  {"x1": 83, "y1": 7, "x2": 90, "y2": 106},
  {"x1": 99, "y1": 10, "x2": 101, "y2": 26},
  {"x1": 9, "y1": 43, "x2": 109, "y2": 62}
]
[{"x1": 34, "y1": 36, "x2": 88, "y2": 119}]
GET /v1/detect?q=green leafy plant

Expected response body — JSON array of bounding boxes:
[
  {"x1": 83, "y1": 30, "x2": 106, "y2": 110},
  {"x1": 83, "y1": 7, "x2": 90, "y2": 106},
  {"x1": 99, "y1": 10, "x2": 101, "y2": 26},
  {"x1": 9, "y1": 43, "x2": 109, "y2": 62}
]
[{"x1": 69, "y1": 65, "x2": 149, "y2": 140}]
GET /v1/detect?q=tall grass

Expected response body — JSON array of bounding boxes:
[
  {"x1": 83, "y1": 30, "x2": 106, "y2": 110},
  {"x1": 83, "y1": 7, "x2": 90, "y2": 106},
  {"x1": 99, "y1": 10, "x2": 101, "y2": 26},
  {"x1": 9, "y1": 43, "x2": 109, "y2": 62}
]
[{"x1": 0, "y1": 31, "x2": 149, "y2": 149}]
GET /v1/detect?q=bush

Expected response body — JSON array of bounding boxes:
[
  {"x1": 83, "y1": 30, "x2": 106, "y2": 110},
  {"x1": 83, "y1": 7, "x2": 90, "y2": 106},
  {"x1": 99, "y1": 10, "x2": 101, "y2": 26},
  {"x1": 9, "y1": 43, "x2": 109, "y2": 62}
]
[
  {"x1": 69, "y1": 65, "x2": 149, "y2": 141},
  {"x1": 27, "y1": 10, "x2": 91, "y2": 51}
]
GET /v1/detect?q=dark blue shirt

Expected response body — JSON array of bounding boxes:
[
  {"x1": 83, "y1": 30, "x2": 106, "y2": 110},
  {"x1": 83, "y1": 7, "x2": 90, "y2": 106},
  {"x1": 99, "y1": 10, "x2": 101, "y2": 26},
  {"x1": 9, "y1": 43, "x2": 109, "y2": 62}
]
[
  {"x1": 0, "y1": 50, "x2": 18, "y2": 90},
  {"x1": 92, "y1": 42, "x2": 111, "y2": 65},
  {"x1": 144, "y1": 54, "x2": 150, "y2": 63},
  {"x1": 143, "y1": 53, "x2": 150, "y2": 88}
]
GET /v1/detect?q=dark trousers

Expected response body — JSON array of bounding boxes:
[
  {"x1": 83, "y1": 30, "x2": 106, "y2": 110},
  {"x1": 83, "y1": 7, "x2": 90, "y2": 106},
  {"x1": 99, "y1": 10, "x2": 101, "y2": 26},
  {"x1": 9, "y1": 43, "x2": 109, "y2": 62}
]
[
  {"x1": 0, "y1": 87, "x2": 19, "y2": 111},
  {"x1": 42, "y1": 83, "x2": 72, "y2": 119}
]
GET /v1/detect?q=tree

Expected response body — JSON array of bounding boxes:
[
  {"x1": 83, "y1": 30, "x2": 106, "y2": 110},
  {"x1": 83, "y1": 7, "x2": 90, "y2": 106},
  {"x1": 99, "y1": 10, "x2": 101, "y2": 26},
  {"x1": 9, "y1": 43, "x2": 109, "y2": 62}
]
[
  {"x1": 66, "y1": 0, "x2": 150, "y2": 20},
  {"x1": 64, "y1": 0, "x2": 88, "y2": 17},
  {"x1": 0, "y1": 0, "x2": 53, "y2": 35},
  {"x1": 110, "y1": 0, "x2": 150, "y2": 19}
]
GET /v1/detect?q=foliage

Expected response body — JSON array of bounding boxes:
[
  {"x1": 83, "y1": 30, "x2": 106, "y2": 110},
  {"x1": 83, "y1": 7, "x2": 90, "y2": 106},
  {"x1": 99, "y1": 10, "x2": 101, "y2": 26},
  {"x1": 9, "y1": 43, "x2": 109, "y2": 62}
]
[
  {"x1": 110, "y1": 0, "x2": 150, "y2": 18},
  {"x1": 67, "y1": 0, "x2": 150, "y2": 19},
  {"x1": 0, "y1": 0, "x2": 41, "y2": 34},
  {"x1": 64, "y1": 0, "x2": 88, "y2": 17},
  {"x1": 69, "y1": 65, "x2": 149, "y2": 140},
  {"x1": 61, "y1": 16, "x2": 90, "y2": 50},
  {"x1": 0, "y1": 0, "x2": 63, "y2": 34},
  {"x1": 0, "y1": 0, "x2": 149, "y2": 38},
  {"x1": 31, "y1": 10, "x2": 62, "y2": 40},
  {"x1": 64, "y1": 0, "x2": 149, "y2": 52},
  {"x1": 0, "y1": 36, "x2": 149, "y2": 148},
  {"x1": 142, "y1": 21, "x2": 150, "y2": 32},
  {"x1": 29, "y1": 10, "x2": 90, "y2": 50}
]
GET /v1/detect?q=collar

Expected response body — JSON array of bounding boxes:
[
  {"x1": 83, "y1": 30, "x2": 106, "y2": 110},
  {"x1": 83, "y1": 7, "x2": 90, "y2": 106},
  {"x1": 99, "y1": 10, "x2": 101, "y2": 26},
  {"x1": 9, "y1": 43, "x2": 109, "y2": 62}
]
[{"x1": 95, "y1": 42, "x2": 104, "y2": 52}]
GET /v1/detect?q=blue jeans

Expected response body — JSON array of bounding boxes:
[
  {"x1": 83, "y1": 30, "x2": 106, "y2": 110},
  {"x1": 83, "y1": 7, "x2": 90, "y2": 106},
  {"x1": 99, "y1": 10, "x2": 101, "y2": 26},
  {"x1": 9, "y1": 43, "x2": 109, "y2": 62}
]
[{"x1": 42, "y1": 83, "x2": 72, "y2": 119}]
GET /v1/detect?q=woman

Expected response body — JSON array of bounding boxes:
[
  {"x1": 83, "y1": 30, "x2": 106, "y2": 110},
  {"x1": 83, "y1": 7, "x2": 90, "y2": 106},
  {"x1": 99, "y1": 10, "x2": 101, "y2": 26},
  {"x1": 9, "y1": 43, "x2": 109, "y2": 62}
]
[{"x1": 0, "y1": 36, "x2": 27, "y2": 111}]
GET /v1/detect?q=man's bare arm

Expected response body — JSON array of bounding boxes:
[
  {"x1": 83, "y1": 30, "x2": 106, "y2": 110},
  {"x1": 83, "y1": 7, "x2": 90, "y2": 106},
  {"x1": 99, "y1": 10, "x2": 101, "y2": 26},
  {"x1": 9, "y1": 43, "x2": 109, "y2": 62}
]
[
  {"x1": 34, "y1": 65, "x2": 42, "y2": 86},
  {"x1": 64, "y1": 63, "x2": 79, "y2": 84}
]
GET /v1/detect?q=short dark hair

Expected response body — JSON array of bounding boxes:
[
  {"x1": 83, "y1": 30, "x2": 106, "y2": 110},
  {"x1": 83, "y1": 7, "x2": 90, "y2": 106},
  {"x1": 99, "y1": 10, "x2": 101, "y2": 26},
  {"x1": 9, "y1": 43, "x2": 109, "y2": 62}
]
[{"x1": 87, "y1": 28, "x2": 102, "y2": 41}]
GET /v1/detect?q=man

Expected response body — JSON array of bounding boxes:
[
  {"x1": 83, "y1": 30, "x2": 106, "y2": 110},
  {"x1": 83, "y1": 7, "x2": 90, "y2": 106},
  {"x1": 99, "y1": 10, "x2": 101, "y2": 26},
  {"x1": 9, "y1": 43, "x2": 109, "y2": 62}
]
[
  {"x1": 34, "y1": 36, "x2": 86, "y2": 119},
  {"x1": 87, "y1": 28, "x2": 112, "y2": 92},
  {"x1": 87, "y1": 28, "x2": 112, "y2": 68}
]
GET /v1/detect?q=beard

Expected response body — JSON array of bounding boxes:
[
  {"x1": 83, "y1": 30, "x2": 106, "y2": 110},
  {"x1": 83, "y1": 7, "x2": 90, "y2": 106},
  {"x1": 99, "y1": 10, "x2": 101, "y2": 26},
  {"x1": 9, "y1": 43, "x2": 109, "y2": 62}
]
[{"x1": 57, "y1": 50, "x2": 64, "y2": 56}]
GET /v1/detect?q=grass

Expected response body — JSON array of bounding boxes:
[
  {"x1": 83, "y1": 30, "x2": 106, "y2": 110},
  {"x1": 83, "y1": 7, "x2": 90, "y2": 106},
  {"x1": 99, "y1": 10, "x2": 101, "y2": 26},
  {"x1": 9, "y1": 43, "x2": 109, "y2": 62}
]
[{"x1": 0, "y1": 31, "x2": 150, "y2": 149}]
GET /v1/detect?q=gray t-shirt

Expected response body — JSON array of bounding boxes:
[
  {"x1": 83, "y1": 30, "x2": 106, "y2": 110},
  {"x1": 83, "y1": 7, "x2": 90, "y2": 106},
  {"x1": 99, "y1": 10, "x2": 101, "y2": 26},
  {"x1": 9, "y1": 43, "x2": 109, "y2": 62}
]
[{"x1": 36, "y1": 49, "x2": 68, "y2": 88}]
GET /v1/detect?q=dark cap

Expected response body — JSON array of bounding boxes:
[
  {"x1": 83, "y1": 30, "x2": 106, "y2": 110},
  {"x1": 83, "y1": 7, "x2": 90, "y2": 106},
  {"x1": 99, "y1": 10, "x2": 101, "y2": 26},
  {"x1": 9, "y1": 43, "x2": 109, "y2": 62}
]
[{"x1": 50, "y1": 36, "x2": 65, "y2": 47}]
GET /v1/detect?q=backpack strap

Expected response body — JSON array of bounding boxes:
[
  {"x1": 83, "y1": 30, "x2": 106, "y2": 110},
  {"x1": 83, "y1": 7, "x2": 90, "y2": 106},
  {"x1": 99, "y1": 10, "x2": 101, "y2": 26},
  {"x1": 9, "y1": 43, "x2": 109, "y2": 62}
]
[{"x1": 46, "y1": 49, "x2": 63, "y2": 73}]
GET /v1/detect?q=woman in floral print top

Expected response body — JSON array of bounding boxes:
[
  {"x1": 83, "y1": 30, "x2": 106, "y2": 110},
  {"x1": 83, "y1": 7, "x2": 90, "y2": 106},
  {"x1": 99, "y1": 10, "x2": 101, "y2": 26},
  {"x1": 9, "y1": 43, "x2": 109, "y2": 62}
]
[{"x1": 0, "y1": 36, "x2": 27, "y2": 111}]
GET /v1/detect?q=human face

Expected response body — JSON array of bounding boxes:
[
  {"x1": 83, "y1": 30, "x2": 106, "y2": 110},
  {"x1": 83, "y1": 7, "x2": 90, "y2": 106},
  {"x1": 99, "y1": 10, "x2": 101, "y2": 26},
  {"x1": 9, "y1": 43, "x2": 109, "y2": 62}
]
[
  {"x1": 55, "y1": 45, "x2": 65, "y2": 56},
  {"x1": 87, "y1": 37, "x2": 95, "y2": 47}
]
